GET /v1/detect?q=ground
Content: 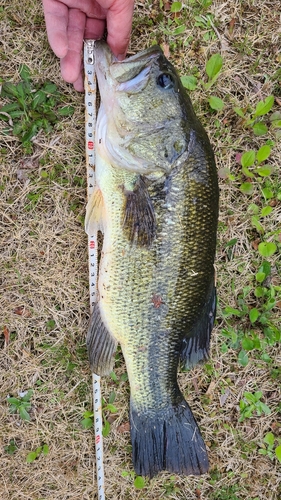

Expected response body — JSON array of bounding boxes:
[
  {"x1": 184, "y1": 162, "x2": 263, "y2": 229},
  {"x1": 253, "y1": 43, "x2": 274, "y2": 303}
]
[{"x1": 0, "y1": 1, "x2": 280, "y2": 499}]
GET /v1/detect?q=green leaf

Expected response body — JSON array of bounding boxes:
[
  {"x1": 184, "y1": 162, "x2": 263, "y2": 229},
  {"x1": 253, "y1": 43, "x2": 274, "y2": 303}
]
[
  {"x1": 256, "y1": 145, "x2": 271, "y2": 164},
  {"x1": 259, "y1": 261, "x2": 271, "y2": 278},
  {"x1": 225, "y1": 238, "x2": 237, "y2": 247},
  {"x1": 258, "y1": 242, "x2": 277, "y2": 257},
  {"x1": 254, "y1": 287, "x2": 264, "y2": 298},
  {"x1": 81, "y1": 417, "x2": 93, "y2": 430},
  {"x1": 241, "y1": 166, "x2": 255, "y2": 178},
  {"x1": 173, "y1": 25, "x2": 186, "y2": 35},
  {"x1": 240, "y1": 182, "x2": 254, "y2": 195},
  {"x1": 270, "y1": 111, "x2": 281, "y2": 121},
  {"x1": 254, "y1": 95, "x2": 274, "y2": 117},
  {"x1": 109, "y1": 391, "x2": 116, "y2": 404},
  {"x1": 170, "y1": 1, "x2": 182, "y2": 12},
  {"x1": 223, "y1": 306, "x2": 241, "y2": 317},
  {"x1": 21, "y1": 390, "x2": 33, "y2": 402},
  {"x1": 261, "y1": 206, "x2": 273, "y2": 217},
  {"x1": 26, "y1": 451, "x2": 37, "y2": 463},
  {"x1": 42, "y1": 444, "x2": 49, "y2": 455},
  {"x1": 249, "y1": 308, "x2": 260, "y2": 323},
  {"x1": 44, "y1": 111, "x2": 57, "y2": 123},
  {"x1": 19, "y1": 64, "x2": 31, "y2": 81},
  {"x1": 13, "y1": 122, "x2": 24, "y2": 136},
  {"x1": 275, "y1": 445, "x2": 281, "y2": 463},
  {"x1": 19, "y1": 406, "x2": 31, "y2": 421},
  {"x1": 209, "y1": 96, "x2": 224, "y2": 111},
  {"x1": 10, "y1": 110, "x2": 25, "y2": 119},
  {"x1": 238, "y1": 350, "x2": 249, "y2": 366},
  {"x1": 271, "y1": 119, "x2": 281, "y2": 129},
  {"x1": 134, "y1": 476, "x2": 146, "y2": 489},
  {"x1": 32, "y1": 91, "x2": 46, "y2": 109},
  {"x1": 259, "y1": 402, "x2": 271, "y2": 415},
  {"x1": 43, "y1": 82, "x2": 57, "y2": 94},
  {"x1": 2, "y1": 82, "x2": 19, "y2": 98},
  {"x1": 102, "y1": 419, "x2": 110, "y2": 437},
  {"x1": 241, "y1": 150, "x2": 255, "y2": 168},
  {"x1": 262, "y1": 187, "x2": 273, "y2": 200},
  {"x1": 21, "y1": 124, "x2": 38, "y2": 143},
  {"x1": 256, "y1": 272, "x2": 265, "y2": 283},
  {"x1": 106, "y1": 403, "x2": 118, "y2": 413},
  {"x1": 253, "y1": 122, "x2": 268, "y2": 136},
  {"x1": 246, "y1": 391, "x2": 260, "y2": 403},
  {"x1": 180, "y1": 75, "x2": 198, "y2": 90},
  {"x1": 241, "y1": 337, "x2": 254, "y2": 350},
  {"x1": 260, "y1": 353, "x2": 271, "y2": 363},
  {"x1": 16, "y1": 82, "x2": 26, "y2": 99},
  {"x1": 252, "y1": 215, "x2": 264, "y2": 233},
  {"x1": 248, "y1": 203, "x2": 259, "y2": 214},
  {"x1": 57, "y1": 105, "x2": 75, "y2": 117},
  {"x1": 264, "y1": 432, "x2": 275, "y2": 446},
  {"x1": 233, "y1": 107, "x2": 245, "y2": 118},
  {"x1": 206, "y1": 53, "x2": 223, "y2": 80},
  {"x1": 0, "y1": 102, "x2": 21, "y2": 113},
  {"x1": 256, "y1": 165, "x2": 273, "y2": 177},
  {"x1": 7, "y1": 397, "x2": 20, "y2": 406},
  {"x1": 110, "y1": 371, "x2": 118, "y2": 383}
]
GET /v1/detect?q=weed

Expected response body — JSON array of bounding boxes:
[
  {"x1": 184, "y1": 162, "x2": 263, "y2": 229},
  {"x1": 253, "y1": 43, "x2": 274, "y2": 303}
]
[
  {"x1": 162, "y1": 475, "x2": 181, "y2": 495},
  {"x1": 26, "y1": 444, "x2": 49, "y2": 463},
  {"x1": 181, "y1": 52, "x2": 224, "y2": 111},
  {"x1": 81, "y1": 410, "x2": 94, "y2": 430},
  {"x1": 4, "y1": 439, "x2": 18, "y2": 455},
  {"x1": 220, "y1": 258, "x2": 280, "y2": 366},
  {"x1": 7, "y1": 389, "x2": 33, "y2": 421},
  {"x1": 234, "y1": 96, "x2": 277, "y2": 136},
  {"x1": 0, "y1": 64, "x2": 74, "y2": 153},
  {"x1": 239, "y1": 391, "x2": 271, "y2": 422},
  {"x1": 258, "y1": 432, "x2": 281, "y2": 463},
  {"x1": 81, "y1": 393, "x2": 118, "y2": 437},
  {"x1": 121, "y1": 470, "x2": 147, "y2": 489}
]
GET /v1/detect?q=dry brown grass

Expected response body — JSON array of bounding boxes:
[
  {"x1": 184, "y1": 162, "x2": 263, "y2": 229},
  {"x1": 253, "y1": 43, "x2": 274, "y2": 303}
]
[{"x1": 1, "y1": 1, "x2": 280, "y2": 499}]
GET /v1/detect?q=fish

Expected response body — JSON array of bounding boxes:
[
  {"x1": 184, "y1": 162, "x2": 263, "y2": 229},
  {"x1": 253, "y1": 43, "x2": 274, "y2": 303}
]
[{"x1": 85, "y1": 41, "x2": 219, "y2": 478}]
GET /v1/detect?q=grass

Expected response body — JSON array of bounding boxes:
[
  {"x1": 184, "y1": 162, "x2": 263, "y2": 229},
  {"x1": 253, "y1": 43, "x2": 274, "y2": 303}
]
[{"x1": 0, "y1": 0, "x2": 280, "y2": 499}]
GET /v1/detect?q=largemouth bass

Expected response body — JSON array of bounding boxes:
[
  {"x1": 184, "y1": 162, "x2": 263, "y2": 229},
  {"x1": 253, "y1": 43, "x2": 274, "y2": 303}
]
[{"x1": 86, "y1": 41, "x2": 219, "y2": 478}]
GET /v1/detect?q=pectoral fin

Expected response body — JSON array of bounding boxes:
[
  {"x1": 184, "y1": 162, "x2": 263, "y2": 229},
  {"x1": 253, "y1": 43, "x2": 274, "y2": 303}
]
[
  {"x1": 86, "y1": 302, "x2": 117, "y2": 376},
  {"x1": 180, "y1": 282, "x2": 216, "y2": 369},
  {"x1": 123, "y1": 176, "x2": 156, "y2": 247},
  {"x1": 85, "y1": 187, "x2": 104, "y2": 236}
]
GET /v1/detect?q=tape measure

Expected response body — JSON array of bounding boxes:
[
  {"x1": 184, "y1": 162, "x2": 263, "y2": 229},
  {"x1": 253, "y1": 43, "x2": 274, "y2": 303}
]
[{"x1": 84, "y1": 40, "x2": 105, "y2": 500}]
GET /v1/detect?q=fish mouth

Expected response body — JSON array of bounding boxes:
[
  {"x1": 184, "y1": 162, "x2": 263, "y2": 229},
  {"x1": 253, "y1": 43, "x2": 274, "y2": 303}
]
[{"x1": 94, "y1": 40, "x2": 162, "y2": 85}]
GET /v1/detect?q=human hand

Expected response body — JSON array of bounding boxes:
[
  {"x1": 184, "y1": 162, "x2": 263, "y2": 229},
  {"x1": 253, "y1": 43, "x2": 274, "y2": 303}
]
[{"x1": 42, "y1": 0, "x2": 134, "y2": 91}]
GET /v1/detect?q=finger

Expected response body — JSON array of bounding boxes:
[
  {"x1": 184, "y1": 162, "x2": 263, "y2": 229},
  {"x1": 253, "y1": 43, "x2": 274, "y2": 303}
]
[
  {"x1": 60, "y1": 8, "x2": 86, "y2": 84},
  {"x1": 42, "y1": 0, "x2": 69, "y2": 58},
  {"x1": 84, "y1": 17, "x2": 106, "y2": 40},
  {"x1": 73, "y1": 64, "x2": 85, "y2": 92},
  {"x1": 106, "y1": 0, "x2": 134, "y2": 59}
]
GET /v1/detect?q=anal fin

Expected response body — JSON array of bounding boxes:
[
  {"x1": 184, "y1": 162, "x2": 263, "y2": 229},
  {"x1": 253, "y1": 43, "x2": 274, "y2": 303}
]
[
  {"x1": 180, "y1": 282, "x2": 216, "y2": 369},
  {"x1": 86, "y1": 302, "x2": 117, "y2": 376}
]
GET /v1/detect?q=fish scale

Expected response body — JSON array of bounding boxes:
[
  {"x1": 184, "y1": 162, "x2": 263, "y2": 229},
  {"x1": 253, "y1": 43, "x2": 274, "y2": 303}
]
[{"x1": 86, "y1": 41, "x2": 219, "y2": 477}]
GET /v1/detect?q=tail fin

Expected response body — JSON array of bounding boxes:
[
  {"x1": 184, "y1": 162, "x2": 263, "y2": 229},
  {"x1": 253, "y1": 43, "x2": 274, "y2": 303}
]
[{"x1": 130, "y1": 398, "x2": 209, "y2": 478}]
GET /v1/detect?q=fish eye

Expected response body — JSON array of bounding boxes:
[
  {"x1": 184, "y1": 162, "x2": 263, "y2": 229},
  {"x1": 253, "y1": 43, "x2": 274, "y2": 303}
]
[{"x1": 157, "y1": 73, "x2": 175, "y2": 90}]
